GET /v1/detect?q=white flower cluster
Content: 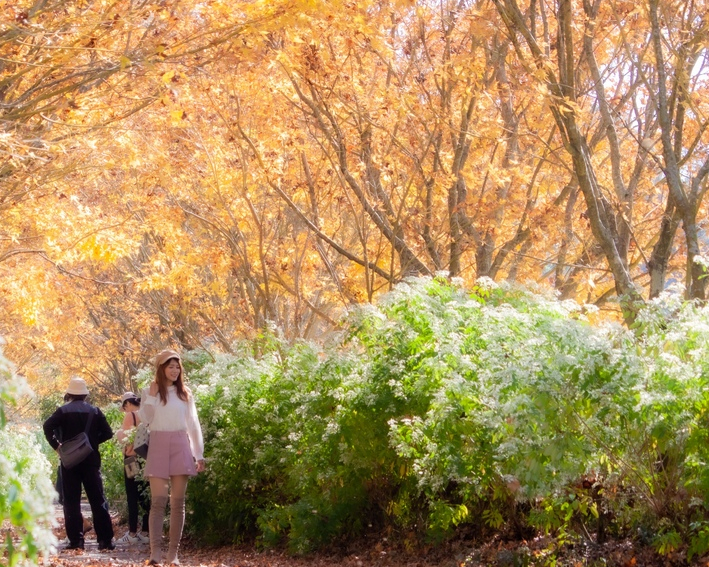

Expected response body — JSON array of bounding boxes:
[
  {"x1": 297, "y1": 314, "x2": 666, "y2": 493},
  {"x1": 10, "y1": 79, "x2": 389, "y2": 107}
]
[{"x1": 0, "y1": 346, "x2": 57, "y2": 565}]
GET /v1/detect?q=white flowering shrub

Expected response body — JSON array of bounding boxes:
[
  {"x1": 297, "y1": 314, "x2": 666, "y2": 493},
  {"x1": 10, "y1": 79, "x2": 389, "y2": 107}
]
[
  {"x1": 187, "y1": 342, "x2": 347, "y2": 551},
  {"x1": 0, "y1": 346, "x2": 57, "y2": 566},
  {"x1": 185, "y1": 277, "x2": 709, "y2": 556},
  {"x1": 628, "y1": 293, "x2": 709, "y2": 558}
]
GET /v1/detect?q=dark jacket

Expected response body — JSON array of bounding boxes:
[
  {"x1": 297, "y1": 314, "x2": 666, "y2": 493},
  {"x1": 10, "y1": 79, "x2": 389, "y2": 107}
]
[{"x1": 43, "y1": 400, "x2": 113, "y2": 468}]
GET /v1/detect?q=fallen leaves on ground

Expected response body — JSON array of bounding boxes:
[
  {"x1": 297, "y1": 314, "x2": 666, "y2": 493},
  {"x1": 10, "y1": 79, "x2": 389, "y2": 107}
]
[
  {"x1": 18, "y1": 506, "x2": 709, "y2": 567},
  {"x1": 41, "y1": 535, "x2": 709, "y2": 567}
]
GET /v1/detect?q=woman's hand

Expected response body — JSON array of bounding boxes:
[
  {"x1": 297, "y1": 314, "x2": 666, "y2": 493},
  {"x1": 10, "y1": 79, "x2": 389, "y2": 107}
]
[
  {"x1": 149, "y1": 382, "x2": 158, "y2": 396},
  {"x1": 196, "y1": 459, "x2": 206, "y2": 473}
]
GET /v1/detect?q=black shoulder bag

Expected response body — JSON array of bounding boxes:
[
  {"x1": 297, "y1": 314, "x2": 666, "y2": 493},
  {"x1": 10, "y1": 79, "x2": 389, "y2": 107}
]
[{"x1": 58, "y1": 408, "x2": 96, "y2": 469}]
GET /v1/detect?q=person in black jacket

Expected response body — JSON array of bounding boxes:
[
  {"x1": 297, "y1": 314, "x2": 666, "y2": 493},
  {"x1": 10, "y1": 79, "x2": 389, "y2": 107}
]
[{"x1": 43, "y1": 377, "x2": 115, "y2": 551}]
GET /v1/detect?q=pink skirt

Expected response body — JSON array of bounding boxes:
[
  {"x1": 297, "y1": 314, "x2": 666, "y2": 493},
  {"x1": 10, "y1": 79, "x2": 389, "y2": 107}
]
[{"x1": 145, "y1": 430, "x2": 197, "y2": 478}]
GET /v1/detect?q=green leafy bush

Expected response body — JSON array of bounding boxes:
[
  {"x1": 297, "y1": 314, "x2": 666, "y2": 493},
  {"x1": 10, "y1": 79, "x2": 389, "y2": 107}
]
[
  {"x1": 102, "y1": 404, "x2": 130, "y2": 516},
  {"x1": 184, "y1": 276, "x2": 709, "y2": 556}
]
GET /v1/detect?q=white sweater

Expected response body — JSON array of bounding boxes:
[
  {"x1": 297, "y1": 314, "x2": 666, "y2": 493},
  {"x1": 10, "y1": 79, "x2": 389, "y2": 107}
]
[{"x1": 139, "y1": 385, "x2": 204, "y2": 461}]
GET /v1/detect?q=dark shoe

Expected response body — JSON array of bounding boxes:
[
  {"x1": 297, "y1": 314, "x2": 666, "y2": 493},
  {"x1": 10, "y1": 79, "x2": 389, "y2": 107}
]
[
  {"x1": 145, "y1": 560, "x2": 161, "y2": 566},
  {"x1": 98, "y1": 541, "x2": 116, "y2": 551},
  {"x1": 63, "y1": 541, "x2": 84, "y2": 550}
]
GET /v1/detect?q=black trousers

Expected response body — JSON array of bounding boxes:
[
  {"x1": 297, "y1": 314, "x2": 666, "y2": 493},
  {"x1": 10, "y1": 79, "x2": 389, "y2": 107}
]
[
  {"x1": 124, "y1": 466, "x2": 150, "y2": 533},
  {"x1": 55, "y1": 466, "x2": 64, "y2": 504},
  {"x1": 62, "y1": 462, "x2": 114, "y2": 547}
]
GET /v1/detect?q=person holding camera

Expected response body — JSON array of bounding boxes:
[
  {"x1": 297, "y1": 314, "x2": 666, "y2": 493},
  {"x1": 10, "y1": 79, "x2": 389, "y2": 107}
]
[{"x1": 116, "y1": 392, "x2": 151, "y2": 545}]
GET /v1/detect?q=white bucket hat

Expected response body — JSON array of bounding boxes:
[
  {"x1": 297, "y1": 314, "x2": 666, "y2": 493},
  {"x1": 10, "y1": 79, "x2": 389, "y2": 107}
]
[{"x1": 66, "y1": 377, "x2": 89, "y2": 396}]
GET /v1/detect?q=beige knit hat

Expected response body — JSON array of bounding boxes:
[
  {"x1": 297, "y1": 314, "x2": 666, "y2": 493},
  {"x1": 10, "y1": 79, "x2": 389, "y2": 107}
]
[
  {"x1": 66, "y1": 377, "x2": 89, "y2": 396},
  {"x1": 155, "y1": 349, "x2": 181, "y2": 368}
]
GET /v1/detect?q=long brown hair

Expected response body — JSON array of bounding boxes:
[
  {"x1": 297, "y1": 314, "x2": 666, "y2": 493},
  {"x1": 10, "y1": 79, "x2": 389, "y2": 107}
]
[{"x1": 155, "y1": 356, "x2": 189, "y2": 404}]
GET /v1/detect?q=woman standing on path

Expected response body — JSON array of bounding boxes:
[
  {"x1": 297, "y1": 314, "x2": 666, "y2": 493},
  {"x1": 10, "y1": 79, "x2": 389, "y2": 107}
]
[
  {"x1": 140, "y1": 350, "x2": 205, "y2": 566},
  {"x1": 116, "y1": 392, "x2": 151, "y2": 545}
]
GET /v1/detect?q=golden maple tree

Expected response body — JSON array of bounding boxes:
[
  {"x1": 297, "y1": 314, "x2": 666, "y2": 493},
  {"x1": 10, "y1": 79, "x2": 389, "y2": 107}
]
[{"x1": 1, "y1": 0, "x2": 708, "y2": 394}]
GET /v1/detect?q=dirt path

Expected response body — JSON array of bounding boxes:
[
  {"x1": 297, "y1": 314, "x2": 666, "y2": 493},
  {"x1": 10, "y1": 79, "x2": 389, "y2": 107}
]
[
  {"x1": 51, "y1": 501, "x2": 150, "y2": 565},
  {"x1": 48, "y1": 503, "x2": 676, "y2": 567},
  {"x1": 52, "y1": 539, "x2": 453, "y2": 567},
  {"x1": 49, "y1": 503, "x2": 456, "y2": 567}
]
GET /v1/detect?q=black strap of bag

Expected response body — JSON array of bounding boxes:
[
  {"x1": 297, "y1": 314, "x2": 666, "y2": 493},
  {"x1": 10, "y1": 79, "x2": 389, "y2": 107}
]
[
  {"x1": 84, "y1": 408, "x2": 95, "y2": 435},
  {"x1": 60, "y1": 405, "x2": 96, "y2": 443}
]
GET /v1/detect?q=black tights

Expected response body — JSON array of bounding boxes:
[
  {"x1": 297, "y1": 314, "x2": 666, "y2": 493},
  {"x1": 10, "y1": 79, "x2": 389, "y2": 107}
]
[{"x1": 124, "y1": 468, "x2": 150, "y2": 533}]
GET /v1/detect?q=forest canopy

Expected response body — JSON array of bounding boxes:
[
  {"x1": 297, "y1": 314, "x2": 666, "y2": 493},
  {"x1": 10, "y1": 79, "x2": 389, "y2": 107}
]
[{"x1": 1, "y1": 0, "x2": 708, "y2": 393}]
